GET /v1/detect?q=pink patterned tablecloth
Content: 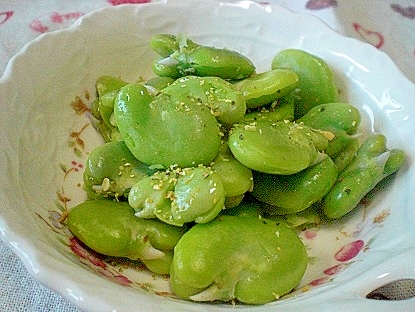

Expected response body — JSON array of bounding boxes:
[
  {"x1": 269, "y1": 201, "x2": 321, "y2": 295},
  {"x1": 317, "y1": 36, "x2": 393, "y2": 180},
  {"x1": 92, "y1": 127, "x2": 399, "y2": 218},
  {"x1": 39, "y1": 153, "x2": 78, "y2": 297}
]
[{"x1": 0, "y1": 0, "x2": 414, "y2": 311}]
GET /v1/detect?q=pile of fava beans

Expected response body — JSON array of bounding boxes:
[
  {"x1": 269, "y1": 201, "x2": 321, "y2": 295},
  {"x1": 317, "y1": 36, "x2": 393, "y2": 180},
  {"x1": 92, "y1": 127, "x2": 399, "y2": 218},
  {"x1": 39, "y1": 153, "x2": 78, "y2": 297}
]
[{"x1": 66, "y1": 34, "x2": 406, "y2": 305}]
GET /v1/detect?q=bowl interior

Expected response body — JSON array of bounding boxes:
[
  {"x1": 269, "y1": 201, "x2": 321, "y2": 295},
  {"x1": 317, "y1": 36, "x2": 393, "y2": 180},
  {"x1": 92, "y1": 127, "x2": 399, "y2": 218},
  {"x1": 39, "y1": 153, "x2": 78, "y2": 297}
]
[{"x1": 1, "y1": 1, "x2": 414, "y2": 311}]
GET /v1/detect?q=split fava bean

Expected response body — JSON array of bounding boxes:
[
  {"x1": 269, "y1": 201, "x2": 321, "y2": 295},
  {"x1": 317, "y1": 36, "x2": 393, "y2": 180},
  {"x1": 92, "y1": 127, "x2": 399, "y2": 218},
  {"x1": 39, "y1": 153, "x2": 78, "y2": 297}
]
[
  {"x1": 66, "y1": 200, "x2": 187, "y2": 274},
  {"x1": 129, "y1": 165, "x2": 225, "y2": 226}
]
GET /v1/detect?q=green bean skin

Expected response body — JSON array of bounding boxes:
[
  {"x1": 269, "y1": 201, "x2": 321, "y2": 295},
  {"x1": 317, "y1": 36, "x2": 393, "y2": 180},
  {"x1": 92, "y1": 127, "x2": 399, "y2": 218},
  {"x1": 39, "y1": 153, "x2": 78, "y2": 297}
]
[
  {"x1": 297, "y1": 102, "x2": 362, "y2": 170},
  {"x1": 66, "y1": 200, "x2": 186, "y2": 274},
  {"x1": 228, "y1": 120, "x2": 327, "y2": 175},
  {"x1": 252, "y1": 156, "x2": 338, "y2": 214},
  {"x1": 184, "y1": 46, "x2": 255, "y2": 80},
  {"x1": 150, "y1": 34, "x2": 180, "y2": 58},
  {"x1": 322, "y1": 134, "x2": 406, "y2": 219},
  {"x1": 83, "y1": 141, "x2": 154, "y2": 200},
  {"x1": 114, "y1": 83, "x2": 221, "y2": 168},
  {"x1": 211, "y1": 143, "x2": 253, "y2": 207},
  {"x1": 234, "y1": 69, "x2": 299, "y2": 109},
  {"x1": 170, "y1": 213, "x2": 308, "y2": 304},
  {"x1": 151, "y1": 34, "x2": 255, "y2": 80},
  {"x1": 271, "y1": 49, "x2": 338, "y2": 118},
  {"x1": 129, "y1": 166, "x2": 226, "y2": 226},
  {"x1": 243, "y1": 96, "x2": 295, "y2": 124},
  {"x1": 162, "y1": 76, "x2": 246, "y2": 127},
  {"x1": 96, "y1": 75, "x2": 128, "y2": 98},
  {"x1": 297, "y1": 102, "x2": 361, "y2": 135}
]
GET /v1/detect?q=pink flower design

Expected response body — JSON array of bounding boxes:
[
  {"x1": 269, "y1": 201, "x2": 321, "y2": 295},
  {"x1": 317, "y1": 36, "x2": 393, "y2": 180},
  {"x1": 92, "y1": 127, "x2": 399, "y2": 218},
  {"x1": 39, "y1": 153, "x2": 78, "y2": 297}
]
[
  {"x1": 303, "y1": 229, "x2": 317, "y2": 240},
  {"x1": 305, "y1": 0, "x2": 337, "y2": 10},
  {"x1": 114, "y1": 275, "x2": 133, "y2": 286},
  {"x1": 335, "y1": 239, "x2": 364, "y2": 262},
  {"x1": 71, "y1": 161, "x2": 84, "y2": 172},
  {"x1": 0, "y1": 11, "x2": 13, "y2": 26},
  {"x1": 69, "y1": 237, "x2": 133, "y2": 286},
  {"x1": 69, "y1": 237, "x2": 107, "y2": 269},
  {"x1": 323, "y1": 263, "x2": 348, "y2": 276},
  {"x1": 50, "y1": 12, "x2": 83, "y2": 24},
  {"x1": 29, "y1": 11, "x2": 84, "y2": 34},
  {"x1": 108, "y1": 0, "x2": 151, "y2": 5},
  {"x1": 352, "y1": 23, "x2": 384, "y2": 49},
  {"x1": 391, "y1": 4, "x2": 415, "y2": 19},
  {"x1": 309, "y1": 276, "x2": 331, "y2": 286}
]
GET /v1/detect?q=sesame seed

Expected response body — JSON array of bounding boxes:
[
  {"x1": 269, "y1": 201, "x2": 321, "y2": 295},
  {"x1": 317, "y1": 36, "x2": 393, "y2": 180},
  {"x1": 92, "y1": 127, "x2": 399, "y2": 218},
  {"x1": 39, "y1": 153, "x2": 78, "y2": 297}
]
[{"x1": 102, "y1": 178, "x2": 110, "y2": 192}]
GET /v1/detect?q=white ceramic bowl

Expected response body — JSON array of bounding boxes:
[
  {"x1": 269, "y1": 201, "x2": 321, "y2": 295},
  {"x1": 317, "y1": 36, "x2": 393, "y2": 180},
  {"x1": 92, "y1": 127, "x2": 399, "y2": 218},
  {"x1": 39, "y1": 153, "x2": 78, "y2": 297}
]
[{"x1": 1, "y1": 1, "x2": 415, "y2": 311}]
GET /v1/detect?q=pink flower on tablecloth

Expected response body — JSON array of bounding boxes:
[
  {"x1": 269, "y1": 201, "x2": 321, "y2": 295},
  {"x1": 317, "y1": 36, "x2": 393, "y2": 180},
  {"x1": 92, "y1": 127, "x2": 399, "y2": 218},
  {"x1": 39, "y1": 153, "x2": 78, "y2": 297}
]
[
  {"x1": 334, "y1": 239, "x2": 364, "y2": 262},
  {"x1": 29, "y1": 11, "x2": 84, "y2": 34},
  {"x1": 108, "y1": 0, "x2": 151, "y2": 5},
  {"x1": 352, "y1": 23, "x2": 384, "y2": 49},
  {"x1": 0, "y1": 11, "x2": 13, "y2": 26},
  {"x1": 305, "y1": 0, "x2": 337, "y2": 10},
  {"x1": 391, "y1": 4, "x2": 415, "y2": 19}
]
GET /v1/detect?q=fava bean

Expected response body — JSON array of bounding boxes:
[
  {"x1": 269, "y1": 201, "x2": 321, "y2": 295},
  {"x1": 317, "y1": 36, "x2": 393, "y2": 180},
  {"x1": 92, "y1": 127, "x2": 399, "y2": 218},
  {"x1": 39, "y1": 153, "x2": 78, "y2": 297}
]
[
  {"x1": 83, "y1": 140, "x2": 154, "y2": 199},
  {"x1": 234, "y1": 69, "x2": 299, "y2": 109},
  {"x1": 115, "y1": 83, "x2": 221, "y2": 168},
  {"x1": 297, "y1": 102, "x2": 362, "y2": 170},
  {"x1": 129, "y1": 165, "x2": 225, "y2": 226},
  {"x1": 272, "y1": 49, "x2": 338, "y2": 118},
  {"x1": 162, "y1": 76, "x2": 246, "y2": 127},
  {"x1": 170, "y1": 213, "x2": 308, "y2": 304},
  {"x1": 322, "y1": 134, "x2": 406, "y2": 219},
  {"x1": 297, "y1": 102, "x2": 361, "y2": 135},
  {"x1": 151, "y1": 34, "x2": 255, "y2": 80},
  {"x1": 228, "y1": 120, "x2": 328, "y2": 174},
  {"x1": 143, "y1": 76, "x2": 174, "y2": 91},
  {"x1": 252, "y1": 155, "x2": 338, "y2": 214},
  {"x1": 66, "y1": 200, "x2": 187, "y2": 274},
  {"x1": 211, "y1": 143, "x2": 253, "y2": 208}
]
